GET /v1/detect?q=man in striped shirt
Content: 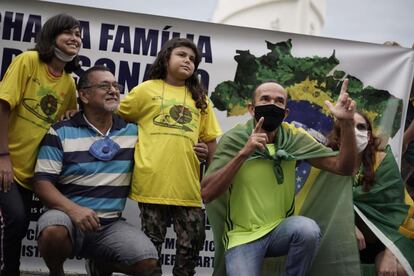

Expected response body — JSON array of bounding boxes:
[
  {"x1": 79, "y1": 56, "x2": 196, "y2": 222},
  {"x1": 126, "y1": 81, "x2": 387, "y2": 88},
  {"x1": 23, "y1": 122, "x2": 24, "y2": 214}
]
[{"x1": 33, "y1": 66, "x2": 157, "y2": 276}]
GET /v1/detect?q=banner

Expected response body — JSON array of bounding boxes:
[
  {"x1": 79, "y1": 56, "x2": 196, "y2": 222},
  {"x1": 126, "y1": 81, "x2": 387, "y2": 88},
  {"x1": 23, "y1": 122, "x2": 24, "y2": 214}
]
[{"x1": 1, "y1": 0, "x2": 414, "y2": 274}]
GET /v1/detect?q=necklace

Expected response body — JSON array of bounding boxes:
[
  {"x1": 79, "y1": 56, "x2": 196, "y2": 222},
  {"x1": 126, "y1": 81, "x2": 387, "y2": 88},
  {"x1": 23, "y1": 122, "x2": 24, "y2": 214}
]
[{"x1": 83, "y1": 113, "x2": 112, "y2": 136}]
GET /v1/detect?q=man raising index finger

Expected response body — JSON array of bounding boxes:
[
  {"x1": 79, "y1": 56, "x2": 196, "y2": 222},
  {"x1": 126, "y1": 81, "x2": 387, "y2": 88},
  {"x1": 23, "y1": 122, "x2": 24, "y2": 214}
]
[{"x1": 202, "y1": 79, "x2": 357, "y2": 276}]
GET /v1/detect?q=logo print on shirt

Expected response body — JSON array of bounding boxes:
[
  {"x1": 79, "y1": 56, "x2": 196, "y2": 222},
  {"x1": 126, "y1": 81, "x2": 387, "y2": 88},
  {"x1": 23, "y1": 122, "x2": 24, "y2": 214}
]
[
  {"x1": 153, "y1": 104, "x2": 193, "y2": 132},
  {"x1": 22, "y1": 86, "x2": 60, "y2": 124}
]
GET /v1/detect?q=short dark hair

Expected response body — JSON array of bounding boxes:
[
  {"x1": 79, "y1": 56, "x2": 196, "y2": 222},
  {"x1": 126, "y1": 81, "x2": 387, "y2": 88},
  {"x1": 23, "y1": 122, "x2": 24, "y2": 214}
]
[
  {"x1": 251, "y1": 80, "x2": 289, "y2": 104},
  {"x1": 34, "y1": 14, "x2": 80, "y2": 73},
  {"x1": 77, "y1": 65, "x2": 111, "y2": 90},
  {"x1": 77, "y1": 65, "x2": 111, "y2": 109}
]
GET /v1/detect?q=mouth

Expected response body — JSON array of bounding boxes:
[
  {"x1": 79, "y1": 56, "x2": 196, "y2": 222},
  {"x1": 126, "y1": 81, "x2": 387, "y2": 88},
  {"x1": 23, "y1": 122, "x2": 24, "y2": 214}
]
[
  {"x1": 105, "y1": 97, "x2": 119, "y2": 102},
  {"x1": 181, "y1": 66, "x2": 191, "y2": 72},
  {"x1": 67, "y1": 43, "x2": 80, "y2": 49}
]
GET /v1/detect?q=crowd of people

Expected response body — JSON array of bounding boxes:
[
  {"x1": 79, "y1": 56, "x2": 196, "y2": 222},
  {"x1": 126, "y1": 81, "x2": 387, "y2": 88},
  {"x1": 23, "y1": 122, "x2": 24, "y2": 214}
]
[{"x1": 0, "y1": 13, "x2": 413, "y2": 276}]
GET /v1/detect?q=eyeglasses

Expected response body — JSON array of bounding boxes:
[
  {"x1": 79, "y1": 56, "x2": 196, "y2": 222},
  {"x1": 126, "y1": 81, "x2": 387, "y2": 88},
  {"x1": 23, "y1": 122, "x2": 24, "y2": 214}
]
[
  {"x1": 82, "y1": 82, "x2": 123, "y2": 92},
  {"x1": 355, "y1": 123, "x2": 369, "y2": 131}
]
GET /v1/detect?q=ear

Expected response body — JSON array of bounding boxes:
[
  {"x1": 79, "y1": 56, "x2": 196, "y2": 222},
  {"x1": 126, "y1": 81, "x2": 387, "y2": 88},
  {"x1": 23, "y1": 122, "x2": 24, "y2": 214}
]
[
  {"x1": 78, "y1": 89, "x2": 89, "y2": 105},
  {"x1": 284, "y1": 108, "x2": 289, "y2": 119},
  {"x1": 248, "y1": 103, "x2": 255, "y2": 117}
]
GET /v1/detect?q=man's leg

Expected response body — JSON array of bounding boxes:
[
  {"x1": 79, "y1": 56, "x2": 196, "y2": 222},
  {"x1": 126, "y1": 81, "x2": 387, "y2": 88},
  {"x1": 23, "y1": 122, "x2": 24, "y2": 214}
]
[
  {"x1": 266, "y1": 216, "x2": 321, "y2": 276},
  {"x1": 0, "y1": 183, "x2": 32, "y2": 276},
  {"x1": 36, "y1": 210, "x2": 77, "y2": 276},
  {"x1": 138, "y1": 203, "x2": 169, "y2": 276},
  {"x1": 171, "y1": 206, "x2": 205, "y2": 276},
  {"x1": 224, "y1": 237, "x2": 266, "y2": 276},
  {"x1": 81, "y1": 219, "x2": 158, "y2": 276}
]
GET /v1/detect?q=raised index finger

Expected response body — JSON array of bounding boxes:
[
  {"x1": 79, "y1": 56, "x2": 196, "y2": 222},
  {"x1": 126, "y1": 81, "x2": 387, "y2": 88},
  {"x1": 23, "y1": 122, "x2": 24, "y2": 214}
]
[
  {"x1": 253, "y1": 117, "x2": 264, "y2": 133},
  {"x1": 339, "y1": 79, "x2": 349, "y2": 96}
]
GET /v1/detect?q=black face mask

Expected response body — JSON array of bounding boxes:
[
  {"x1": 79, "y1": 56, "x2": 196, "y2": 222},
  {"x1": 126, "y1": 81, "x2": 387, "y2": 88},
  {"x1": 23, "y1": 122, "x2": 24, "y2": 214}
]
[{"x1": 254, "y1": 104, "x2": 285, "y2": 132}]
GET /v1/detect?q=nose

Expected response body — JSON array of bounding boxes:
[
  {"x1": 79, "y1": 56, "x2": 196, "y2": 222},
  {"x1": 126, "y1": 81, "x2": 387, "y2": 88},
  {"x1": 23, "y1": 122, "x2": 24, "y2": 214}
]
[
  {"x1": 109, "y1": 83, "x2": 122, "y2": 94},
  {"x1": 183, "y1": 56, "x2": 191, "y2": 63}
]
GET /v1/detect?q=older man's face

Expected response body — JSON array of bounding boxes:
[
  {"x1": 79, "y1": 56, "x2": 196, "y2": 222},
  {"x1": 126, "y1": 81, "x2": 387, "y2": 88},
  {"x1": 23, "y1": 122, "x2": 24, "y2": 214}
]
[{"x1": 82, "y1": 70, "x2": 120, "y2": 112}]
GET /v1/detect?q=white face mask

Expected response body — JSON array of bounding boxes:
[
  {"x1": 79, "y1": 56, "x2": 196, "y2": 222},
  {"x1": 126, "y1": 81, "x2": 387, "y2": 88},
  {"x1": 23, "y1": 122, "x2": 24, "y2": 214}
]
[
  {"x1": 355, "y1": 127, "x2": 369, "y2": 153},
  {"x1": 54, "y1": 46, "x2": 77, "y2": 62}
]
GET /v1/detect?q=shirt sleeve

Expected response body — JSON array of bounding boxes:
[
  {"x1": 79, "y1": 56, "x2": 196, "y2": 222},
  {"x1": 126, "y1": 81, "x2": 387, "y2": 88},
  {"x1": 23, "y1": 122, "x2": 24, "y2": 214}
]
[
  {"x1": 199, "y1": 97, "x2": 223, "y2": 142},
  {"x1": 34, "y1": 126, "x2": 63, "y2": 185},
  {"x1": 0, "y1": 52, "x2": 33, "y2": 110}
]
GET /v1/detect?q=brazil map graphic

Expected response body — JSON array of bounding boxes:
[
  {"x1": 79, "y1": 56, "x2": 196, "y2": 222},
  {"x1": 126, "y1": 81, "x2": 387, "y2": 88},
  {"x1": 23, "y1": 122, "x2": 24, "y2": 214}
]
[{"x1": 210, "y1": 39, "x2": 403, "y2": 139}]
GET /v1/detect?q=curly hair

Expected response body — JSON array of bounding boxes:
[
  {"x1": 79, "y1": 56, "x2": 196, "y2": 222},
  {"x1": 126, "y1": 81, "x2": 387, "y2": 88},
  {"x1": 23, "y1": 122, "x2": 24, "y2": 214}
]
[
  {"x1": 326, "y1": 111, "x2": 382, "y2": 192},
  {"x1": 147, "y1": 37, "x2": 207, "y2": 113},
  {"x1": 34, "y1": 14, "x2": 80, "y2": 73}
]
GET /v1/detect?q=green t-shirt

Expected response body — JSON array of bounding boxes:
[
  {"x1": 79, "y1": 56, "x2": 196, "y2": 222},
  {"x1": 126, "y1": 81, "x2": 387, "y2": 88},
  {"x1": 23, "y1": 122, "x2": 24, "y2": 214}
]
[{"x1": 226, "y1": 146, "x2": 296, "y2": 249}]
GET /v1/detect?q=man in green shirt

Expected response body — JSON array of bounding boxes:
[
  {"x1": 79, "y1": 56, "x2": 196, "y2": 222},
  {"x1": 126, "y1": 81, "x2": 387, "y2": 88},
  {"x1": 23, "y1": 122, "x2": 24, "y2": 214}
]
[{"x1": 201, "y1": 80, "x2": 357, "y2": 276}]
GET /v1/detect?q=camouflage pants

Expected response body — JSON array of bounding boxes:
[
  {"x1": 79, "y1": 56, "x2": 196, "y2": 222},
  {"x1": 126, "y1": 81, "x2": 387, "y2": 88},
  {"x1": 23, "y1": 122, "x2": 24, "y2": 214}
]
[{"x1": 138, "y1": 203, "x2": 206, "y2": 276}]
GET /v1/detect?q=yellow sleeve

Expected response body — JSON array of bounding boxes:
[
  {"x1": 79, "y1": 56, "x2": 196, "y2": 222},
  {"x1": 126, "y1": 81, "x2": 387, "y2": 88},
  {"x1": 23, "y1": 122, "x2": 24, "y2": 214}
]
[
  {"x1": 0, "y1": 51, "x2": 34, "y2": 110},
  {"x1": 118, "y1": 85, "x2": 143, "y2": 123},
  {"x1": 199, "y1": 97, "x2": 222, "y2": 142}
]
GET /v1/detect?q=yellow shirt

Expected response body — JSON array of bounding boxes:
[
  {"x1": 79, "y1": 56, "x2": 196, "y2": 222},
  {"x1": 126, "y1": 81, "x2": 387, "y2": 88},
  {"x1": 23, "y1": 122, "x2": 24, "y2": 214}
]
[
  {"x1": 119, "y1": 79, "x2": 222, "y2": 207},
  {"x1": 0, "y1": 51, "x2": 77, "y2": 189}
]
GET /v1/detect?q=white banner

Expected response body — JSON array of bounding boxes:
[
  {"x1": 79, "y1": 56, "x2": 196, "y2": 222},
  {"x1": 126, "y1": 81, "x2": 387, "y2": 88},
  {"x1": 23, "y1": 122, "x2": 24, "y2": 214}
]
[{"x1": 1, "y1": 0, "x2": 414, "y2": 274}]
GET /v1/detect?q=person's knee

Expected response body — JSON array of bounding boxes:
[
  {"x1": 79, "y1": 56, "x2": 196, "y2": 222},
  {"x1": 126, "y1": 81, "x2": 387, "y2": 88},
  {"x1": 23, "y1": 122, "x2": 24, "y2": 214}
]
[
  {"x1": 295, "y1": 217, "x2": 321, "y2": 244},
  {"x1": 38, "y1": 225, "x2": 71, "y2": 252},
  {"x1": 129, "y1": 258, "x2": 157, "y2": 276},
  {"x1": 6, "y1": 203, "x2": 29, "y2": 234}
]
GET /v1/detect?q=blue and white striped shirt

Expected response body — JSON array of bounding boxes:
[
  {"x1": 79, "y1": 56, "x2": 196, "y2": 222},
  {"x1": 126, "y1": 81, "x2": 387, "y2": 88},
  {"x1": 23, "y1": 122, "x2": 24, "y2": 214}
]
[{"x1": 34, "y1": 112, "x2": 137, "y2": 219}]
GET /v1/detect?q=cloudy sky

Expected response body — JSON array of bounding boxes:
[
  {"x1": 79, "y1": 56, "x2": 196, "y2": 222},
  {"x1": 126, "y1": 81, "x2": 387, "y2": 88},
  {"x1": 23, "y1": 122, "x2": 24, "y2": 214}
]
[
  {"x1": 41, "y1": 0, "x2": 414, "y2": 48},
  {"x1": 323, "y1": 0, "x2": 414, "y2": 48}
]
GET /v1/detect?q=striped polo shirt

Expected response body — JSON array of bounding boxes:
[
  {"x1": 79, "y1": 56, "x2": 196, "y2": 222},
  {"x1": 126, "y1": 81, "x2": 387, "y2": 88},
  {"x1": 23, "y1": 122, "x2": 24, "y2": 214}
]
[{"x1": 34, "y1": 112, "x2": 137, "y2": 219}]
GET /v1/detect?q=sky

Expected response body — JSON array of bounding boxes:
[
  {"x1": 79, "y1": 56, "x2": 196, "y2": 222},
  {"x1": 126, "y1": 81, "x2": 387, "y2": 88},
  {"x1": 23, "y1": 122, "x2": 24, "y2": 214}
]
[
  {"x1": 323, "y1": 0, "x2": 414, "y2": 48},
  {"x1": 41, "y1": 0, "x2": 414, "y2": 48}
]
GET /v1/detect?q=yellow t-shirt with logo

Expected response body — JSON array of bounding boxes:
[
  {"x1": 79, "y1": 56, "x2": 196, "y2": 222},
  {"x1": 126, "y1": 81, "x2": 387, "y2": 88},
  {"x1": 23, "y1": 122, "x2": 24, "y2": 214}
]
[
  {"x1": 119, "y1": 79, "x2": 222, "y2": 207},
  {"x1": 0, "y1": 51, "x2": 77, "y2": 189}
]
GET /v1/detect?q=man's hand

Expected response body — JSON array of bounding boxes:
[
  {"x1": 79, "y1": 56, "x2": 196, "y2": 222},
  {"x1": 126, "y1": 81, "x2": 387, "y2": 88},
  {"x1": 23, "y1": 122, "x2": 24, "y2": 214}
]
[
  {"x1": 240, "y1": 117, "x2": 268, "y2": 156},
  {"x1": 376, "y1": 249, "x2": 398, "y2": 276},
  {"x1": 194, "y1": 142, "x2": 208, "y2": 161},
  {"x1": 67, "y1": 205, "x2": 101, "y2": 232},
  {"x1": 355, "y1": 226, "x2": 366, "y2": 251},
  {"x1": 0, "y1": 155, "x2": 13, "y2": 192},
  {"x1": 325, "y1": 79, "x2": 356, "y2": 121}
]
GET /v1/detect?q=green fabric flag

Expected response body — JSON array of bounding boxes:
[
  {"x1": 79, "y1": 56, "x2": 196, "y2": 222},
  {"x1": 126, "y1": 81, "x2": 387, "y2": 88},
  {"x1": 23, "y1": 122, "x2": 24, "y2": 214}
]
[
  {"x1": 205, "y1": 119, "x2": 361, "y2": 276},
  {"x1": 353, "y1": 146, "x2": 414, "y2": 275}
]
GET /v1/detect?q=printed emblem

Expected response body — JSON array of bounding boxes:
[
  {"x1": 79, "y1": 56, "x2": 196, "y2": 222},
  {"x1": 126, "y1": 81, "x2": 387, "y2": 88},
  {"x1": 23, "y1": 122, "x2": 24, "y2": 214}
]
[
  {"x1": 22, "y1": 93, "x2": 59, "y2": 124},
  {"x1": 153, "y1": 104, "x2": 193, "y2": 132}
]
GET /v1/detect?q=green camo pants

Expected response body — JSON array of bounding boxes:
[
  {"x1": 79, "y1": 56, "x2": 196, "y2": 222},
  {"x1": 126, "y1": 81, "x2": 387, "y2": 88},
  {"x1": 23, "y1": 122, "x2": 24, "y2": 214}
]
[{"x1": 138, "y1": 203, "x2": 206, "y2": 276}]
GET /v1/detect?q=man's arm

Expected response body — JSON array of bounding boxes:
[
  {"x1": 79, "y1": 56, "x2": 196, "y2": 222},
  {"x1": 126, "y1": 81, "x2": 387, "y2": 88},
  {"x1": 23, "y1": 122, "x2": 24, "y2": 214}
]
[
  {"x1": 0, "y1": 100, "x2": 13, "y2": 192},
  {"x1": 309, "y1": 119, "x2": 356, "y2": 175},
  {"x1": 201, "y1": 118, "x2": 267, "y2": 203},
  {"x1": 309, "y1": 79, "x2": 357, "y2": 175},
  {"x1": 205, "y1": 139, "x2": 217, "y2": 167},
  {"x1": 34, "y1": 128, "x2": 100, "y2": 232},
  {"x1": 34, "y1": 180, "x2": 100, "y2": 232}
]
